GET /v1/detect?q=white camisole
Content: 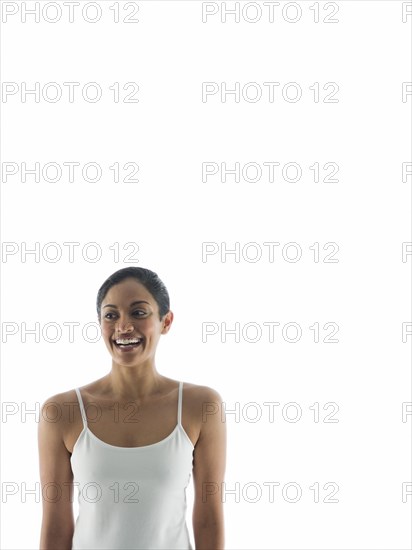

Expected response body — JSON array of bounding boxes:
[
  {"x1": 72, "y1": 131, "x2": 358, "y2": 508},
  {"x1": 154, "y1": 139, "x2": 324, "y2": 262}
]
[{"x1": 70, "y1": 381, "x2": 195, "y2": 550}]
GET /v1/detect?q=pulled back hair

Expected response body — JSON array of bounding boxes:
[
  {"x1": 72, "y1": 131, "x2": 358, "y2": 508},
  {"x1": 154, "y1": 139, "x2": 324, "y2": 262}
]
[{"x1": 96, "y1": 267, "x2": 170, "y2": 322}]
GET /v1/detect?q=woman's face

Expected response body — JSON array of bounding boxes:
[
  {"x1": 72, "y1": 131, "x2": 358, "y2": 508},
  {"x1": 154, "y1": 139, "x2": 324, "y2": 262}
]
[{"x1": 99, "y1": 277, "x2": 172, "y2": 367}]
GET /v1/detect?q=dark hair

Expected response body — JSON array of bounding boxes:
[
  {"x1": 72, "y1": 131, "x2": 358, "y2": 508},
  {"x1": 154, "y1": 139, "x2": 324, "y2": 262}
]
[{"x1": 96, "y1": 267, "x2": 170, "y2": 322}]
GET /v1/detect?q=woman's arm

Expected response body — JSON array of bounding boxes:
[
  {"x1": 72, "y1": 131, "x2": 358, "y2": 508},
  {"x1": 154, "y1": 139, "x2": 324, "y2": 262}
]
[
  {"x1": 192, "y1": 386, "x2": 227, "y2": 550},
  {"x1": 38, "y1": 393, "x2": 75, "y2": 550}
]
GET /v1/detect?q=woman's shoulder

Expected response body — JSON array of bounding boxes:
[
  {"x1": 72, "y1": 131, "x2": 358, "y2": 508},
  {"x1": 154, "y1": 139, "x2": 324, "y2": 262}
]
[
  {"x1": 40, "y1": 375, "x2": 109, "y2": 408},
  {"x1": 38, "y1": 387, "x2": 85, "y2": 445},
  {"x1": 183, "y1": 381, "x2": 223, "y2": 401},
  {"x1": 39, "y1": 387, "x2": 80, "y2": 412},
  {"x1": 181, "y1": 381, "x2": 224, "y2": 421}
]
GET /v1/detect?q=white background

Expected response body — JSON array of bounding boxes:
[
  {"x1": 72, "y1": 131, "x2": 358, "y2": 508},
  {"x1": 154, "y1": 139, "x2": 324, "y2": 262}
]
[{"x1": 1, "y1": 1, "x2": 411, "y2": 549}]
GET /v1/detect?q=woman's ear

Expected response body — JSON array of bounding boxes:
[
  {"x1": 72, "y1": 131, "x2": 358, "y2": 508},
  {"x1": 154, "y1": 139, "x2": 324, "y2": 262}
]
[{"x1": 162, "y1": 310, "x2": 174, "y2": 334}]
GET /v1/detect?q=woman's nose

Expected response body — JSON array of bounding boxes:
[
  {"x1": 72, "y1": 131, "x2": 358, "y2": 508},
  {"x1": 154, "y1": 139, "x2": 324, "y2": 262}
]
[{"x1": 116, "y1": 319, "x2": 134, "y2": 332}]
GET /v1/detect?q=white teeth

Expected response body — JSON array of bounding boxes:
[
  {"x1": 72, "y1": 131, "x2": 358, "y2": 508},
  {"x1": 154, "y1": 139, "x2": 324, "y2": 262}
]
[{"x1": 115, "y1": 338, "x2": 141, "y2": 345}]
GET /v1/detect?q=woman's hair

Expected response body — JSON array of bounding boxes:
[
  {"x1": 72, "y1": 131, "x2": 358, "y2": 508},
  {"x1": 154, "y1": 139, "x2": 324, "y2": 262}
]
[{"x1": 96, "y1": 267, "x2": 170, "y2": 322}]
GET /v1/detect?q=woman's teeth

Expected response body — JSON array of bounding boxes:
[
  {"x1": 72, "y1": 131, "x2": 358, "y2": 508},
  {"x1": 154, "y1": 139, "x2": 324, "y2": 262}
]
[{"x1": 115, "y1": 338, "x2": 142, "y2": 347}]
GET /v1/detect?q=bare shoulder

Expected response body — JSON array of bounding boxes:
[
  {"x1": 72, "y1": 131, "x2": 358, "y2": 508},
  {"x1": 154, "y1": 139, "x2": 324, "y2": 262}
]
[
  {"x1": 182, "y1": 382, "x2": 225, "y2": 419},
  {"x1": 39, "y1": 388, "x2": 82, "y2": 434},
  {"x1": 40, "y1": 388, "x2": 80, "y2": 411},
  {"x1": 40, "y1": 388, "x2": 79, "y2": 404},
  {"x1": 183, "y1": 381, "x2": 224, "y2": 400},
  {"x1": 40, "y1": 375, "x2": 108, "y2": 415}
]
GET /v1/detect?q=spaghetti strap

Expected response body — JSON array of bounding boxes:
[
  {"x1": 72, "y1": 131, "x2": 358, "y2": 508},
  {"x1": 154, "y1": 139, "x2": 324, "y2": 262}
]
[
  {"x1": 177, "y1": 381, "x2": 183, "y2": 426},
  {"x1": 75, "y1": 387, "x2": 87, "y2": 430}
]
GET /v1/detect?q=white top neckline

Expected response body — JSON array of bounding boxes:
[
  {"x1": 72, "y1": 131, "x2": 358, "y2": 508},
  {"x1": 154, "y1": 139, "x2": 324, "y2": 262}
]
[{"x1": 71, "y1": 381, "x2": 194, "y2": 455}]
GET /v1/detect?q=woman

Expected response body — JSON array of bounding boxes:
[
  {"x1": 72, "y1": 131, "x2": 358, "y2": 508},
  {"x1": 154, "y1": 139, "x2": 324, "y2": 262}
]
[{"x1": 38, "y1": 267, "x2": 226, "y2": 549}]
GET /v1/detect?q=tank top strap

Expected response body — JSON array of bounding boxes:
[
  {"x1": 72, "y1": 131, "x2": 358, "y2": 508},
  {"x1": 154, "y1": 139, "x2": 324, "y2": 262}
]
[
  {"x1": 177, "y1": 381, "x2": 183, "y2": 426},
  {"x1": 74, "y1": 387, "x2": 88, "y2": 430}
]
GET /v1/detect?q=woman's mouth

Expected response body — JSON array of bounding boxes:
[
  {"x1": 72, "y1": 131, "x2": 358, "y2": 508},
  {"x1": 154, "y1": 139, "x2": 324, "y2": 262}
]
[{"x1": 113, "y1": 338, "x2": 143, "y2": 352}]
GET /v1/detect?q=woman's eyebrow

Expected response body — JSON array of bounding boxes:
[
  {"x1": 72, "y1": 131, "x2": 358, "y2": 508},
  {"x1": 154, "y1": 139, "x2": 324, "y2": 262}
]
[{"x1": 102, "y1": 300, "x2": 150, "y2": 309}]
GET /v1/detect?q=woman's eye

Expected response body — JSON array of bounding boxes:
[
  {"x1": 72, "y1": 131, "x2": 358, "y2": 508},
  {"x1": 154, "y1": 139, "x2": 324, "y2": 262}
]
[
  {"x1": 104, "y1": 312, "x2": 117, "y2": 320},
  {"x1": 103, "y1": 311, "x2": 146, "y2": 320}
]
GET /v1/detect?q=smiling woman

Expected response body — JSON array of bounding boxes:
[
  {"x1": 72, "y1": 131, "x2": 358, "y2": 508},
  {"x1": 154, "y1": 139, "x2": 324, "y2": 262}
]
[{"x1": 37, "y1": 267, "x2": 226, "y2": 550}]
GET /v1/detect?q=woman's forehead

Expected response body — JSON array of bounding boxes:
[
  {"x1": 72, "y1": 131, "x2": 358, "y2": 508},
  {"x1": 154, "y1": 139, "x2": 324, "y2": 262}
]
[{"x1": 103, "y1": 279, "x2": 153, "y2": 303}]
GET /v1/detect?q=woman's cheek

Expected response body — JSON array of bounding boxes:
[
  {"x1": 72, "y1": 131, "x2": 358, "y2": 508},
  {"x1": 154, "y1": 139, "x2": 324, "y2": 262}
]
[{"x1": 101, "y1": 324, "x2": 112, "y2": 340}]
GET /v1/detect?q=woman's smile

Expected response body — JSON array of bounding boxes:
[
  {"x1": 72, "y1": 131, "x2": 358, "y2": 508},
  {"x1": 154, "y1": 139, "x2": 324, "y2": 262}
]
[{"x1": 113, "y1": 337, "x2": 144, "y2": 352}]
